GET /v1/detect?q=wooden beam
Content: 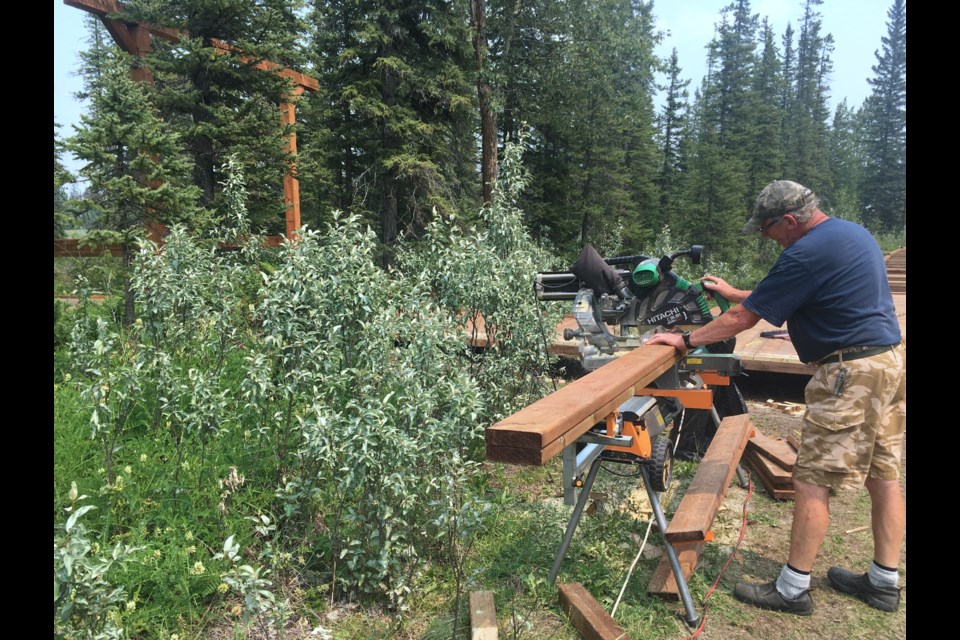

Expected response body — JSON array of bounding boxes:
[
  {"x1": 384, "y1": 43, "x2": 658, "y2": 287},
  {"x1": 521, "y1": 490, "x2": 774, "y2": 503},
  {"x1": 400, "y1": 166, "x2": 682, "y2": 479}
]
[
  {"x1": 54, "y1": 238, "x2": 125, "y2": 258},
  {"x1": 742, "y1": 449, "x2": 795, "y2": 500},
  {"x1": 65, "y1": 0, "x2": 181, "y2": 42},
  {"x1": 65, "y1": 0, "x2": 318, "y2": 90},
  {"x1": 469, "y1": 591, "x2": 497, "y2": 640},
  {"x1": 647, "y1": 541, "x2": 704, "y2": 599},
  {"x1": 485, "y1": 345, "x2": 679, "y2": 465},
  {"x1": 746, "y1": 432, "x2": 797, "y2": 471},
  {"x1": 663, "y1": 414, "x2": 754, "y2": 543},
  {"x1": 558, "y1": 583, "x2": 630, "y2": 640},
  {"x1": 281, "y1": 94, "x2": 303, "y2": 238},
  {"x1": 54, "y1": 235, "x2": 287, "y2": 258}
]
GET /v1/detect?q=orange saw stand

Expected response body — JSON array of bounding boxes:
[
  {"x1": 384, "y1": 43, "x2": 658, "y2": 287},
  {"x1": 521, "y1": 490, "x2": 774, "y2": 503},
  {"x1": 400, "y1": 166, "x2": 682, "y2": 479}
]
[{"x1": 551, "y1": 350, "x2": 749, "y2": 628}]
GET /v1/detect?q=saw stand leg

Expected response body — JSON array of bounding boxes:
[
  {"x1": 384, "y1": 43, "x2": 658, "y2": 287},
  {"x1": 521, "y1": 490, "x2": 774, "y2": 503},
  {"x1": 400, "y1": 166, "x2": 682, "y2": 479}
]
[
  {"x1": 639, "y1": 464, "x2": 700, "y2": 628},
  {"x1": 548, "y1": 458, "x2": 602, "y2": 585},
  {"x1": 547, "y1": 458, "x2": 702, "y2": 628}
]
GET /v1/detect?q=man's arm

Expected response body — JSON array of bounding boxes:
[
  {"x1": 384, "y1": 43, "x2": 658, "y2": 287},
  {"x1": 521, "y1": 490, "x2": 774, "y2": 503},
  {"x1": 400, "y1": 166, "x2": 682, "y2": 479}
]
[{"x1": 646, "y1": 304, "x2": 763, "y2": 353}]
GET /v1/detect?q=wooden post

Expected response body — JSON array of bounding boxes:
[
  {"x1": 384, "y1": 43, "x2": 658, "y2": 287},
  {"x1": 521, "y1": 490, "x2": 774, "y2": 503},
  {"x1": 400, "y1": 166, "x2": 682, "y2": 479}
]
[
  {"x1": 61, "y1": 0, "x2": 319, "y2": 252},
  {"x1": 280, "y1": 88, "x2": 303, "y2": 239}
]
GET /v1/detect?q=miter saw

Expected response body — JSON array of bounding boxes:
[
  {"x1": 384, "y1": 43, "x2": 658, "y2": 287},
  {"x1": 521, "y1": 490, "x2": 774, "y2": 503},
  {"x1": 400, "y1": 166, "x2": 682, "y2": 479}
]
[
  {"x1": 536, "y1": 243, "x2": 731, "y2": 370},
  {"x1": 535, "y1": 243, "x2": 747, "y2": 460}
]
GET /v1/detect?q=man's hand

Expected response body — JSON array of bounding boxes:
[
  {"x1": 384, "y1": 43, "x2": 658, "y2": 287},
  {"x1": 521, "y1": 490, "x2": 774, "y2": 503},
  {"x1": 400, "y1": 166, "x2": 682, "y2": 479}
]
[
  {"x1": 700, "y1": 274, "x2": 750, "y2": 304},
  {"x1": 645, "y1": 331, "x2": 687, "y2": 353}
]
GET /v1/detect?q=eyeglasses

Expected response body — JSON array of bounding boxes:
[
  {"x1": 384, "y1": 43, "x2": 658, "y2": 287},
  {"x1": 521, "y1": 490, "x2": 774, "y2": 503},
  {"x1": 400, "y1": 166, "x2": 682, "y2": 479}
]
[{"x1": 759, "y1": 216, "x2": 783, "y2": 234}]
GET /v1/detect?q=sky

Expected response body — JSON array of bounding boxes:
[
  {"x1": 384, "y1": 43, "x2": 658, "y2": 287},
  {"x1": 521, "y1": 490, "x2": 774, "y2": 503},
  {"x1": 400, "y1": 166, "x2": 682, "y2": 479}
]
[{"x1": 54, "y1": 0, "x2": 898, "y2": 175}]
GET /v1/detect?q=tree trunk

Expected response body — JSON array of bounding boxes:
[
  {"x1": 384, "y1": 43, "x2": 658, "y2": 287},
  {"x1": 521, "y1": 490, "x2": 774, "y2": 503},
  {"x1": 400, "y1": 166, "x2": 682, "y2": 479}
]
[
  {"x1": 471, "y1": 0, "x2": 497, "y2": 205},
  {"x1": 379, "y1": 10, "x2": 399, "y2": 269}
]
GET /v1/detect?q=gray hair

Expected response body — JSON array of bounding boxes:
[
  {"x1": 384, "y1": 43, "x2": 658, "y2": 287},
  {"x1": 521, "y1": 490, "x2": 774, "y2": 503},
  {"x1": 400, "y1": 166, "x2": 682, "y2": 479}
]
[{"x1": 790, "y1": 196, "x2": 819, "y2": 224}]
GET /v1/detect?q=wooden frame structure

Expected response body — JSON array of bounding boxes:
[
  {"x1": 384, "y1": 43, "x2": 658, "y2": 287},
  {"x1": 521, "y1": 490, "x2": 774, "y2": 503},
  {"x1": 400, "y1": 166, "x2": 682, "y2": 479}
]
[{"x1": 56, "y1": 0, "x2": 319, "y2": 257}]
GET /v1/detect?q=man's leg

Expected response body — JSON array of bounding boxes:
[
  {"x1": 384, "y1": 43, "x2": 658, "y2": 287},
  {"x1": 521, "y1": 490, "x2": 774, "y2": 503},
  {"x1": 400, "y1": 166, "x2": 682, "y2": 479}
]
[
  {"x1": 732, "y1": 479, "x2": 826, "y2": 615},
  {"x1": 826, "y1": 475, "x2": 903, "y2": 611},
  {"x1": 786, "y1": 480, "x2": 831, "y2": 571},
  {"x1": 864, "y1": 475, "x2": 905, "y2": 570}
]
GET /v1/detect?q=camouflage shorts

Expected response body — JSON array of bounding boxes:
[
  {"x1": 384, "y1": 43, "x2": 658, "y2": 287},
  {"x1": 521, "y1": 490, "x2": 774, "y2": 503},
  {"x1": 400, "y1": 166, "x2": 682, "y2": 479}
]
[{"x1": 793, "y1": 343, "x2": 906, "y2": 490}]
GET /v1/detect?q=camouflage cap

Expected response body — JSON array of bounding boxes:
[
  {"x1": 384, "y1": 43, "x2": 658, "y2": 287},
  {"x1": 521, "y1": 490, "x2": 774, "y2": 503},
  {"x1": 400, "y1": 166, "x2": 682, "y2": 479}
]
[{"x1": 742, "y1": 180, "x2": 816, "y2": 234}]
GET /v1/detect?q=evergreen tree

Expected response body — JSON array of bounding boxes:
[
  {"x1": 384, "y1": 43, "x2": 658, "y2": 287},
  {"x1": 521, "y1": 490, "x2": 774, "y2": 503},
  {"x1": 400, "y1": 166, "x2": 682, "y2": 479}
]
[
  {"x1": 54, "y1": 121, "x2": 76, "y2": 239},
  {"x1": 681, "y1": 1, "x2": 757, "y2": 262},
  {"x1": 859, "y1": 0, "x2": 906, "y2": 232},
  {"x1": 785, "y1": 0, "x2": 833, "y2": 197},
  {"x1": 501, "y1": 0, "x2": 660, "y2": 257},
  {"x1": 471, "y1": 0, "x2": 498, "y2": 205},
  {"x1": 655, "y1": 48, "x2": 691, "y2": 229},
  {"x1": 745, "y1": 18, "x2": 784, "y2": 198},
  {"x1": 308, "y1": 0, "x2": 478, "y2": 267},
  {"x1": 829, "y1": 99, "x2": 865, "y2": 218},
  {"x1": 124, "y1": 0, "x2": 310, "y2": 234},
  {"x1": 67, "y1": 45, "x2": 201, "y2": 325}
]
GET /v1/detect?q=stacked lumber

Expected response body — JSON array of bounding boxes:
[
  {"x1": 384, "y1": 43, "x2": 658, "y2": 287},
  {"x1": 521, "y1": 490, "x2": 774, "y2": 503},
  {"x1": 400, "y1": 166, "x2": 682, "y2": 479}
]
[
  {"x1": 485, "y1": 345, "x2": 679, "y2": 465},
  {"x1": 885, "y1": 247, "x2": 906, "y2": 294},
  {"x1": 741, "y1": 429, "x2": 797, "y2": 500}
]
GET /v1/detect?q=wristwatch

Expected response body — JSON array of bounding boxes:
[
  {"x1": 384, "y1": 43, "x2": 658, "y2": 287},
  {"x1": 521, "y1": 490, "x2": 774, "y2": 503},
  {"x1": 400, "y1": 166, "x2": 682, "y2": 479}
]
[{"x1": 682, "y1": 331, "x2": 694, "y2": 350}]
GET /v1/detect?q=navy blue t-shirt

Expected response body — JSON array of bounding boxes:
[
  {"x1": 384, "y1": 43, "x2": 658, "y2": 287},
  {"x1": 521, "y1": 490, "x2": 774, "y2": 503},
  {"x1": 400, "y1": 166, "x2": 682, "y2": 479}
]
[{"x1": 742, "y1": 217, "x2": 901, "y2": 363}]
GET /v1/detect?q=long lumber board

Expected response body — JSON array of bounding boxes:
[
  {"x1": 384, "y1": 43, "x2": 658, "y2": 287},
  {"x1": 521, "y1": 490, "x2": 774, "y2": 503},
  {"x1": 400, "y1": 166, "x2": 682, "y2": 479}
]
[
  {"x1": 486, "y1": 345, "x2": 680, "y2": 466},
  {"x1": 663, "y1": 414, "x2": 754, "y2": 543}
]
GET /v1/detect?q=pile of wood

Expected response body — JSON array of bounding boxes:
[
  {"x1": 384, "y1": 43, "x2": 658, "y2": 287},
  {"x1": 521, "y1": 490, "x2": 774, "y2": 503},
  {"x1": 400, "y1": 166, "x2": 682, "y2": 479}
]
[{"x1": 741, "y1": 429, "x2": 799, "y2": 500}]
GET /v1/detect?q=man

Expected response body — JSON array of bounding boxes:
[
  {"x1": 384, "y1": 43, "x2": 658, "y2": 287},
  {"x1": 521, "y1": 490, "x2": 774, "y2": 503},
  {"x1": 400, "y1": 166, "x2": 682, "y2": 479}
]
[{"x1": 647, "y1": 180, "x2": 905, "y2": 615}]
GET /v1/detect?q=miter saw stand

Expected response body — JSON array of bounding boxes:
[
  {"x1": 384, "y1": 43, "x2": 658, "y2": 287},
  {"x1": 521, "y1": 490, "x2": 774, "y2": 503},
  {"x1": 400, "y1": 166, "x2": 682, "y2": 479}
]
[{"x1": 548, "y1": 350, "x2": 750, "y2": 628}]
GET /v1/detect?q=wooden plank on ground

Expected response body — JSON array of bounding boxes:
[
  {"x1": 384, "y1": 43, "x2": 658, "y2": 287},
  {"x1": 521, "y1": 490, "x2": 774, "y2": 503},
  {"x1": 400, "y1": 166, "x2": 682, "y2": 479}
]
[
  {"x1": 486, "y1": 345, "x2": 679, "y2": 466},
  {"x1": 786, "y1": 434, "x2": 801, "y2": 452},
  {"x1": 469, "y1": 591, "x2": 497, "y2": 640},
  {"x1": 664, "y1": 414, "x2": 754, "y2": 543},
  {"x1": 746, "y1": 431, "x2": 797, "y2": 471},
  {"x1": 743, "y1": 448, "x2": 793, "y2": 488},
  {"x1": 558, "y1": 583, "x2": 630, "y2": 640},
  {"x1": 742, "y1": 450, "x2": 795, "y2": 500},
  {"x1": 647, "y1": 541, "x2": 704, "y2": 599}
]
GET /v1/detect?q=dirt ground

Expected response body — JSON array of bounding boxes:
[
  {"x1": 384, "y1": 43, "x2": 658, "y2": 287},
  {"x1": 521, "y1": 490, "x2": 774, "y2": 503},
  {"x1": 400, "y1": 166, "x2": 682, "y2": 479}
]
[{"x1": 691, "y1": 372, "x2": 908, "y2": 640}]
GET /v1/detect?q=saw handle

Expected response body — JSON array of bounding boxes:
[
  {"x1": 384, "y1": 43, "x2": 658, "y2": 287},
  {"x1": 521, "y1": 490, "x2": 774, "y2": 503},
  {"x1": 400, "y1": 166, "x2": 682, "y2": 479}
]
[{"x1": 712, "y1": 292, "x2": 730, "y2": 313}]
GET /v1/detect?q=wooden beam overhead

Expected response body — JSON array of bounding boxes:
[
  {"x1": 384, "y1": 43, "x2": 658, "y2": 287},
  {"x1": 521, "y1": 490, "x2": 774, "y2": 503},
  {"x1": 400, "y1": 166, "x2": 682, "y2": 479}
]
[{"x1": 64, "y1": 0, "x2": 318, "y2": 91}]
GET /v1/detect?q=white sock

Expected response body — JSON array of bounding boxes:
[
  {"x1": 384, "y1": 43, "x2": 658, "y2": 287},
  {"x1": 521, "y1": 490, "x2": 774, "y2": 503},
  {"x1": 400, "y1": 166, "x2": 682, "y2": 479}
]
[
  {"x1": 776, "y1": 564, "x2": 811, "y2": 600},
  {"x1": 868, "y1": 561, "x2": 899, "y2": 589}
]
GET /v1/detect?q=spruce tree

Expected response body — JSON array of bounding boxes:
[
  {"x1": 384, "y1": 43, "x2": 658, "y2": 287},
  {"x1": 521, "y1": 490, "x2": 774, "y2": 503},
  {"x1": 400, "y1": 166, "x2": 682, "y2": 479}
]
[
  {"x1": 67, "y1": 44, "x2": 201, "y2": 325},
  {"x1": 859, "y1": 0, "x2": 906, "y2": 232},
  {"x1": 307, "y1": 0, "x2": 478, "y2": 267},
  {"x1": 501, "y1": 0, "x2": 660, "y2": 257},
  {"x1": 655, "y1": 48, "x2": 691, "y2": 230},
  {"x1": 54, "y1": 121, "x2": 76, "y2": 239},
  {"x1": 123, "y1": 0, "x2": 309, "y2": 235},
  {"x1": 829, "y1": 99, "x2": 865, "y2": 218},
  {"x1": 785, "y1": 0, "x2": 833, "y2": 198},
  {"x1": 746, "y1": 19, "x2": 785, "y2": 198},
  {"x1": 681, "y1": 1, "x2": 757, "y2": 262}
]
